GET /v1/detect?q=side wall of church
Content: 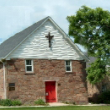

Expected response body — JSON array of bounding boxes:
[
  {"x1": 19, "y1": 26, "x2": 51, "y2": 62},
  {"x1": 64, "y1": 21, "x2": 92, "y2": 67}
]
[{"x1": 6, "y1": 59, "x2": 88, "y2": 104}]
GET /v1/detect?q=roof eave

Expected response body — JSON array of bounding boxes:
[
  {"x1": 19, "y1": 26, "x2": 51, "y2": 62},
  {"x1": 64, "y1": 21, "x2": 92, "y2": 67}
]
[{"x1": 5, "y1": 17, "x2": 49, "y2": 60}]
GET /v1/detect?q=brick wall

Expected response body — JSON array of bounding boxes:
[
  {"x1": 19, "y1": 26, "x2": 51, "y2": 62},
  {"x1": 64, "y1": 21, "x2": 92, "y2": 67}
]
[
  {"x1": 0, "y1": 62, "x2": 4, "y2": 99},
  {"x1": 6, "y1": 59, "x2": 88, "y2": 104}
]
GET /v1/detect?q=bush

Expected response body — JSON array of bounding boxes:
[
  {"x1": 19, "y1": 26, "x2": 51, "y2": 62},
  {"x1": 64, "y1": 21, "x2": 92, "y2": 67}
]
[
  {"x1": 12, "y1": 100, "x2": 22, "y2": 106},
  {"x1": 34, "y1": 99, "x2": 46, "y2": 105},
  {"x1": 97, "y1": 90, "x2": 110, "y2": 104},
  {"x1": 0, "y1": 99, "x2": 22, "y2": 106},
  {"x1": 0, "y1": 99, "x2": 12, "y2": 106}
]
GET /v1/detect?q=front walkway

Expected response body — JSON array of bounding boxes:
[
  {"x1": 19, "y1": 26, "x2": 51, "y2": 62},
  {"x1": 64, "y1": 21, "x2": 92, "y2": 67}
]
[
  {"x1": 0, "y1": 103, "x2": 110, "y2": 108},
  {"x1": 49, "y1": 102, "x2": 69, "y2": 106},
  {"x1": 49, "y1": 103, "x2": 110, "y2": 106}
]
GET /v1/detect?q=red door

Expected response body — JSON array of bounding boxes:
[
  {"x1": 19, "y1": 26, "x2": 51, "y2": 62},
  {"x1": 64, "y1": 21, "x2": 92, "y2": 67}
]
[{"x1": 45, "y1": 81, "x2": 56, "y2": 102}]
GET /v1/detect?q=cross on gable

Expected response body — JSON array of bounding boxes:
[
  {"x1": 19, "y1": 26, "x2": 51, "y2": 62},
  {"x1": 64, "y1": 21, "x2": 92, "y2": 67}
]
[{"x1": 46, "y1": 32, "x2": 54, "y2": 48}]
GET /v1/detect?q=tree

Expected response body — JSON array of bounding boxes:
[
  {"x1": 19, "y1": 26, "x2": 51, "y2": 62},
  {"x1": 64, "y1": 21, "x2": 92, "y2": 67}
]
[{"x1": 67, "y1": 6, "x2": 110, "y2": 84}]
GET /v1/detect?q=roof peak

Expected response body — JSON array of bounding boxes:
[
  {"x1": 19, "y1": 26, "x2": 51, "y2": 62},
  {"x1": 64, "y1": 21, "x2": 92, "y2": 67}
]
[
  {"x1": 0, "y1": 16, "x2": 88, "y2": 61},
  {"x1": 0, "y1": 16, "x2": 50, "y2": 59}
]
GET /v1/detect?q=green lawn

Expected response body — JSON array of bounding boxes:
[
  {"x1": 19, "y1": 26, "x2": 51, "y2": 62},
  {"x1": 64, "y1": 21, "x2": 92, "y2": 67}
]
[{"x1": 0, "y1": 106, "x2": 110, "y2": 110}]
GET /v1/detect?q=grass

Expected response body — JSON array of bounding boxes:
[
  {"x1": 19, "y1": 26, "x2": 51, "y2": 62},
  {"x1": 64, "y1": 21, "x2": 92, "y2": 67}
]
[{"x1": 0, "y1": 106, "x2": 110, "y2": 110}]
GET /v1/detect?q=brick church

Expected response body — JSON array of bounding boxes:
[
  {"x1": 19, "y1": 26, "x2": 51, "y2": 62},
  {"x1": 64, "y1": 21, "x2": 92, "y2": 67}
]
[{"x1": 0, "y1": 16, "x2": 89, "y2": 104}]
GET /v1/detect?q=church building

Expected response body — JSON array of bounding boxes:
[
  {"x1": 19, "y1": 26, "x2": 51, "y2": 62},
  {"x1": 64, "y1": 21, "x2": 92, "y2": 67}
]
[{"x1": 0, "y1": 16, "x2": 88, "y2": 104}]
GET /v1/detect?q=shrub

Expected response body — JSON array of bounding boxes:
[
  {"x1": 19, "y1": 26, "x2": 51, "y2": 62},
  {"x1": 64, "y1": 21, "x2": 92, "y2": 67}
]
[
  {"x1": 97, "y1": 90, "x2": 110, "y2": 104},
  {"x1": 12, "y1": 100, "x2": 22, "y2": 106},
  {"x1": 34, "y1": 99, "x2": 46, "y2": 105},
  {"x1": 0, "y1": 99, "x2": 12, "y2": 106},
  {"x1": 0, "y1": 99, "x2": 22, "y2": 106}
]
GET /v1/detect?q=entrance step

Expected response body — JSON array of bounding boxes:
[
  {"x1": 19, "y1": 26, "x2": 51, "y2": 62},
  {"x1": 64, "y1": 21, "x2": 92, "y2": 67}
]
[{"x1": 49, "y1": 102, "x2": 70, "y2": 106}]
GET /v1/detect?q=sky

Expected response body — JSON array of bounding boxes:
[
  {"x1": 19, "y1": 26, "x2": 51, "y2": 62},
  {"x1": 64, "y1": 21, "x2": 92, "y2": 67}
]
[{"x1": 0, "y1": 0, "x2": 110, "y2": 51}]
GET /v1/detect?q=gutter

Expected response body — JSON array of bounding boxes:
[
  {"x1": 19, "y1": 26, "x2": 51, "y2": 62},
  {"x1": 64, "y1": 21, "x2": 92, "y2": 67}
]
[{"x1": 0, "y1": 59, "x2": 7, "y2": 99}]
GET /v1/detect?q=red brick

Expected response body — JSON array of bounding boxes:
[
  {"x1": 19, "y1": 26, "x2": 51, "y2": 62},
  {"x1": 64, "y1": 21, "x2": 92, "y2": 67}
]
[{"x1": 2, "y1": 59, "x2": 88, "y2": 104}]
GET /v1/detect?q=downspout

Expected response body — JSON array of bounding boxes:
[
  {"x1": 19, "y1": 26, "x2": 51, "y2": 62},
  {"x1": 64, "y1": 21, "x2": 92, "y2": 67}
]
[{"x1": 1, "y1": 59, "x2": 7, "y2": 99}]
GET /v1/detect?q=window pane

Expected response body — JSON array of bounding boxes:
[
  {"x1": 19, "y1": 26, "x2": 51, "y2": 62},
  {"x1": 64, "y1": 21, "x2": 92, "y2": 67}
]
[
  {"x1": 66, "y1": 61, "x2": 70, "y2": 65},
  {"x1": 26, "y1": 60, "x2": 31, "y2": 65},
  {"x1": 9, "y1": 83, "x2": 15, "y2": 86},
  {"x1": 66, "y1": 67, "x2": 71, "y2": 71},
  {"x1": 9, "y1": 83, "x2": 15, "y2": 91},
  {"x1": 27, "y1": 66, "x2": 32, "y2": 71},
  {"x1": 9, "y1": 87, "x2": 15, "y2": 91}
]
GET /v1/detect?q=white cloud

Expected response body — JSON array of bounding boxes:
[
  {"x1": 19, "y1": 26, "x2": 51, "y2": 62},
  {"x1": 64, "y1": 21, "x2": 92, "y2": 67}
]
[{"x1": 0, "y1": 0, "x2": 110, "y2": 45}]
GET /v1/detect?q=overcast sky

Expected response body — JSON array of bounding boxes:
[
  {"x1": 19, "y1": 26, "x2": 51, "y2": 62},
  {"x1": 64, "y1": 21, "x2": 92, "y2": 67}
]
[{"x1": 0, "y1": 0, "x2": 110, "y2": 51}]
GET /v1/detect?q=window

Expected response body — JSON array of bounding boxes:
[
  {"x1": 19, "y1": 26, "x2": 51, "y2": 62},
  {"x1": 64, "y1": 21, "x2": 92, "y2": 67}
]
[
  {"x1": 65, "y1": 61, "x2": 72, "y2": 72},
  {"x1": 102, "y1": 84, "x2": 107, "y2": 92},
  {"x1": 9, "y1": 83, "x2": 15, "y2": 91},
  {"x1": 106, "y1": 65, "x2": 110, "y2": 72},
  {"x1": 25, "y1": 60, "x2": 33, "y2": 72}
]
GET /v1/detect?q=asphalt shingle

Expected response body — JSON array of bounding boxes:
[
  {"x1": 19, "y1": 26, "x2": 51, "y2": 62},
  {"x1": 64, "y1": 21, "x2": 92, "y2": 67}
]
[{"x1": 0, "y1": 16, "x2": 48, "y2": 59}]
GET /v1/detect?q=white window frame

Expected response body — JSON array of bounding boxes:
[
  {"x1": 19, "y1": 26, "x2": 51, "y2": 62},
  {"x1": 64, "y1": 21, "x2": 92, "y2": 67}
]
[
  {"x1": 65, "y1": 61, "x2": 72, "y2": 72},
  {"x1": 106, "y1": 65, "x2": 110, "y2": 71},
  {"x1": 25, "y1": 60, "x2": 34, "y2": 73}
]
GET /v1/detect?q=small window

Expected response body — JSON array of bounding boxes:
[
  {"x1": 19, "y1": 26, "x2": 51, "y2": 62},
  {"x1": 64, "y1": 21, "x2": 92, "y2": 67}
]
[
  {"x1": 25, "y1": 60, "x2": 33, "y2": 73},
  {"x1": 9, "y1": 83, "x2": 15, "y2": 91},
  {"x1": 106, "y1": 65, "x2": 110, "y2": 72},
  {"x1": 102, "y1": 84, "x2": 107, "y2": 92},
  {"x1": 65, "y1": 61, "x2": 72, "y2": 72}
]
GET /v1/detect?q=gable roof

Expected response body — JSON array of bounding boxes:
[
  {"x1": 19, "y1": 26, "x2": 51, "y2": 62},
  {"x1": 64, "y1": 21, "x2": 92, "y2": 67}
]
[
  {"x1": 0, "y1": 16, "x2": 89, "y2": 61},
  {"x1": 84, "y1": 52, "x2": 96, "y2": 67},
  {"x1": 0, "y1": 17, "x2": 48, "y2": 59}
]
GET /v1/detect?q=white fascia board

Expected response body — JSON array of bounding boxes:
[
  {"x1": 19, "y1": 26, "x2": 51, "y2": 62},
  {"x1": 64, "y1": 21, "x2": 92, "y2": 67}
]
[
  {"x1": 5, "y1": 18, "x2": 49, "y2": 60},
  {"x1": 48, "y1": 17, "x2": 89, "y2": 61}
]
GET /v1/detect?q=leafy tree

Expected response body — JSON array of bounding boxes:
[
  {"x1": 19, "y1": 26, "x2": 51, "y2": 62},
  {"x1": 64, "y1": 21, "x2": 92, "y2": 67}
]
[
  {"x1": 67, "y1": 6, "x2": 110, "y2": 84},
  {"x1": 87, "y1": 59, "x2": 106, "y2": 84}
]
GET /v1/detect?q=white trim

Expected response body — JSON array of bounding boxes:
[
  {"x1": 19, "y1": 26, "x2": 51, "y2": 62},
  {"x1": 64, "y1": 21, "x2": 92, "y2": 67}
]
[
  {"x1": 25, "y1": 60, "x2": 34, "y2": 73},
  {"x1": 6, "y1": 57, "x2": 83, "y2": 60},
  {"x1": 65, "y1": 60, "x2": 72, "y2": 72},
  {"x1": 6, "y1": 16, "x2": 89, "y2": 61},
  {"x1": 65, "y1": 37, "x2": 89, "y2": 61},
  {"x1": 48, "y1": 17, "x2": 89, "y2": 61},
  {"x1": 3, "y1": 62, "x2": 7, "y2": 99},
  {"x1": 5, "y1": 18, "x2": 48, "y2": 60}
]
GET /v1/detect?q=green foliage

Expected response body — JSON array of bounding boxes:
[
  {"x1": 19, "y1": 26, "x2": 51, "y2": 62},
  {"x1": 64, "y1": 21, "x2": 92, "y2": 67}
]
[
  {"x1": 0, "y1": 99, "x2": 12, "y2": 106},
  {"x1": 34, "y1": 99, "x2": 46, "y2": 105},
  {"x1": 67, "y1": 6, "x2": 110, "y2": 84},
  {"x1": 97, "y1": 90, "x2": 110, "y2": 104},
  {"x1": 0, "y1": 99, "x2": 22, "y2": 106},
  {"x1": 87, "y1": 59, "x2": 106, "y2": 84},
  {"x1": 11, "y1": 100, "x2": 22, "y2": 106}
]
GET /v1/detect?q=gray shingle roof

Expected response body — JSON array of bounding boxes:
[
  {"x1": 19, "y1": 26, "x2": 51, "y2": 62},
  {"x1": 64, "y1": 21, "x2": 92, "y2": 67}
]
[
  {"x1": 0, "y1": 16, "x2": 48, "y2": 59},
  {"x1": 84, "y1": 52, "x2": 96, "y2": 67},
  {"x1": 0, "y1": 16, "x2": 89, "y2": 61}
]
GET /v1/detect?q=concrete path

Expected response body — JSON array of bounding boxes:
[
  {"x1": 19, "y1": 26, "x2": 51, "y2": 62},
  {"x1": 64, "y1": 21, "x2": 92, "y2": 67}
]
[
  {"x1": 0, "y1": 103, "x2": 110, "y2": 108},
  {"x1": 49, "y1": 102, "x2": 70, "y2": 106},
  {"x1": 49, "y1": 103, "x2": 110, "y2": 107}
]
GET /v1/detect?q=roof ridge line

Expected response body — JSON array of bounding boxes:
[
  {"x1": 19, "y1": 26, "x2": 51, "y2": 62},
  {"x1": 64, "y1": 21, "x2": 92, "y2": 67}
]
[{"x1": 0, "y1": 16, "x2": 49, "y2": 46}]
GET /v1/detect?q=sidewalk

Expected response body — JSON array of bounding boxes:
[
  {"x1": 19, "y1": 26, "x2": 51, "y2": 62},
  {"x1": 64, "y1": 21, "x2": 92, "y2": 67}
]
[
  {"x1": 49, "y1": 103, "x2": 110, "y2": 107},
  {"x1": 0, "y1": 103, "x2": 110, "y2": 108},
  {"x1": 49, "y1": 102, "x2": 70, "y2": 106}
]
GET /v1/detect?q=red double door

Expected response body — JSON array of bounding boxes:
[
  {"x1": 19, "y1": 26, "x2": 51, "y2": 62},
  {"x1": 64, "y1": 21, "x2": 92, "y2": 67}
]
[{"x1": 45, "y1": 81, "x2": 56, "y2": 102}]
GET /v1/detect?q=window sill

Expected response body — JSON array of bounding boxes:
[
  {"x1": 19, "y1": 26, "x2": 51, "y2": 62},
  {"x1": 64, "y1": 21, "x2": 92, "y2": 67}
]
[{"x1": 25, "y1": 73, "x2": 35, "y2": 75}]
